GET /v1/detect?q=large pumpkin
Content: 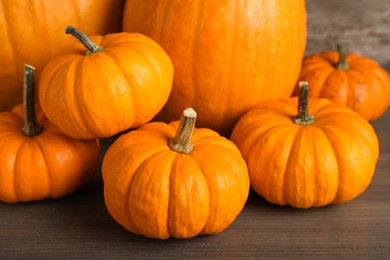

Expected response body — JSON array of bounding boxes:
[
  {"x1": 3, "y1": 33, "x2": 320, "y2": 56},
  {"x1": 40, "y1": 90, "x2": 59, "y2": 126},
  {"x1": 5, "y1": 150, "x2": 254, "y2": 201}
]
[
  {"x1": 0, "y1": 65, "x2": 100, "y2": 203},
  {"x1": 231, "y1": 81, "x2": 379, "y2": 209},
  {"x1": 102, "y1": 108, "x2": 249, "y2": 239},
  {"x1": 0, "y1": 0, "x2": 125, "y2": 112},
  {"x1": 38, "y1": 26, "x2": 173, "y2": 140},
  {"x1": 122, "y1": 0, "x2": 307, "y2": 136}
]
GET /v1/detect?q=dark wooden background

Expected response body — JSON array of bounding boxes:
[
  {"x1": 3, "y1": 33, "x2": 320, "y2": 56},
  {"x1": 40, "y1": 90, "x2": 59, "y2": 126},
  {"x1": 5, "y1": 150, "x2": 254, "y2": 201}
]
[{"x1": 1, "y1": 1, "x2": 390, "y2": 259}]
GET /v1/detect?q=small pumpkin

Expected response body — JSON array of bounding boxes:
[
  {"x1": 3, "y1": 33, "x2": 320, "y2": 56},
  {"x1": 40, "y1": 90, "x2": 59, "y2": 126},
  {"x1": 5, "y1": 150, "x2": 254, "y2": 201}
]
[
  {"x1": 297, "y1": 44, "x2": 390, "y2": 121},
  {"x1": 122, "y1": 0, "x2": 307, "y2": 136},
  {"x1": 102, "y1": 108, "x2": 250, "y2": 239},
  {"x1": 0, "y1": 65, "x2": 100, "y2": 203},
  {"x1": 0, "y1": 0, "x2": 125, "y2": 112},
  {"x1": 38, "y1": 26, "x2": 173, "y2": 139},
  {"x1": 231, "y1": 81, "x2": 379, "y2": 209}
]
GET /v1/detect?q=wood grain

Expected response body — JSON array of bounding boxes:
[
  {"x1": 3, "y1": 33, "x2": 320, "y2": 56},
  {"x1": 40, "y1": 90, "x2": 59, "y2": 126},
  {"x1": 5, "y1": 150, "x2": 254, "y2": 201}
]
[{"x1": 1, "y1": 1, "x2": 390, "y2": 259}]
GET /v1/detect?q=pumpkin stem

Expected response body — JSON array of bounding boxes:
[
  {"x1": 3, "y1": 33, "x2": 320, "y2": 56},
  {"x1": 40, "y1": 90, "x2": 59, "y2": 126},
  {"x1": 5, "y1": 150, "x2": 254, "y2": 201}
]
[
  {"x1": 169, "y1": 108, "x2": 197, "y2": 154},
  {"x1": 21, "y1": 65, "x2": 43, "y2": 137},
  {"x1": 65, "y1": 26, "x2": 103, "y2": 54},
  {"x1": 293, "y1": 81, "x2": 315, "y2": 125},
  {"x1": 336, "y1": 43, "x2": 349, "y2": 70}
]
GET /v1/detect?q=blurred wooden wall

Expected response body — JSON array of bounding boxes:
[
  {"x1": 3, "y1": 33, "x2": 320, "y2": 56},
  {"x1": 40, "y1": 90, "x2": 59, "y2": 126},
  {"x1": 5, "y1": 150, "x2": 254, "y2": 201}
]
[{"x1": 306, "y1": 0, "x2": 390, "y2": 67}]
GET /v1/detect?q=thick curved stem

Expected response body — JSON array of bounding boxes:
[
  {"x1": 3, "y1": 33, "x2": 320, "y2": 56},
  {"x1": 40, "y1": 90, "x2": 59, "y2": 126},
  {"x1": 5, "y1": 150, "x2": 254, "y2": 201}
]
[
  {"x1": 293, "y1": 81, "x2": 315, "y2": 125},
  {"x1": 21, "y1": 65, "x2": 43, "y2": 137},
  {"x1": 169, "y1": 108, "x2": 197, "y2": 154},
  {"x1": 336, "y1": 43, "x2": 349, "y2": 70},
  {"x1": 65, "y1": 26, "x2": 103, "y2": 54}
]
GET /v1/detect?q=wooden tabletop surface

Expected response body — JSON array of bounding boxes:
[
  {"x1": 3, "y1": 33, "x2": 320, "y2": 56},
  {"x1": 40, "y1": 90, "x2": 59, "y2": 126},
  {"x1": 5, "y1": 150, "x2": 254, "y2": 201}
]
[{"x1": 1, "y1": 1, "x2": 390, "y2": 259}]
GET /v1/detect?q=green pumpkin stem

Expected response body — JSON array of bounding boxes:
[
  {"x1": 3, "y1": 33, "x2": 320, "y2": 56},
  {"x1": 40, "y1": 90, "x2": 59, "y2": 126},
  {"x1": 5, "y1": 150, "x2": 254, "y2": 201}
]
[
  {"x1": 293, "y1": 81, "x2": 315, "y2": 125},
  {"x1": 65, "y1": 26, "x2": 103, "y2": 54},
  {"x1": 169, "y1": 108, "x2": 197, "y2": 154},
  {"x1": 21, "y1": 65, "x2": 43, "y2": 137},
  {"x1": 336, "y1": 43, "x2": 349, "y2": 70}
]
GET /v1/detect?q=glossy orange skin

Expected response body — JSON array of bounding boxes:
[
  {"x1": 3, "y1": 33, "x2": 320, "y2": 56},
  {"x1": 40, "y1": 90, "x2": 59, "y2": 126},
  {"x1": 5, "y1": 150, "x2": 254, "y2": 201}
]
[
  {"x1": 102, "y1": 122, "x2": 250, "y2": 239},
  {"x1": 231, "y1": 97, "x2": 379, "y2": 209},
  {"x1": 297, "y1": 51, "x2": 390, "y2": 121},
  {"x1": 0, "y1": 0, "x2": 125, "y2": 112},
  {"x1": 38, "y1": 33, "x2": 173, "y2": 140},
  {"x1": 122, "y1": 0, "x2": 307, "y2": 136},
  {"x1": 0, "y1": 104, "x2": 100, "y2": 203}
]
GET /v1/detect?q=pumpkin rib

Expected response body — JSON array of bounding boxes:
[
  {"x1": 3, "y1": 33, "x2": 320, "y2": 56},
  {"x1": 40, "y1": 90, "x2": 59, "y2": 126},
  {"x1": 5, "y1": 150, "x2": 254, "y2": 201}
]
[
  {"x1": 128, "y1": 150, "x2": 175, "y2": 239},
  {"x1": 105, "y1": 45, "x2": 163, "y2": 125},
  {"x1": 316, "y1": 118, "x2": 377, "y2": 203},
  {"x1": 283, "y1": 126, "x2": 332, "y2": 208},
  {"x1": 33, "y1": 136, "x2": 52, "y2": 197},
  {"x1": 72, "y1": 57, "x2": 97, "y2": 138},
  {"x1": 249, "y1": 123, "x2": 298, "y2": 205},
  {"x1": 189, "y1": 1, "x2": 207, "y2": 109},
  {"x1": 346, "y1": 69, "x2": 373, "y2": 118},
  {"x1": 41, "y1": 56, "x2": 87, "y2": 135},
  {"x1": 0, "y1": 136, "x2": 26, "y2": 202},
  {"x1": 191, "y1": 148, "x2": 245, "y2": 234},
  {"x1": 126, "y1": 150, "x2": 171, "y2": 236},
  {"x1": 72, "y1": 50, "x2": 136, "y2": 138},
  {"x1": 306, "y1": 126, "x2": 339, "y2": 206},
  {"x1": 103, "y1": 136, "x2": 171, "y2": 235},
  {"x1": 167, "y1": 153, "x2": 210, "y2": 238},
  {"x1": 158, "y1": 0, "x2": 173, "y2": 40},
  {"x1": 222, "y1": 0, "x2": 239, "y2": 127},
  {"x1": 322, "y1": 70, "x2": 350, "y2": 105},
  {"x1": 280, "y1": 125, "x2": 306, "y2": 207},
  {"x1": 13, "y1": 138, "x2": 49, "y2": 201},
  {"x1": 1, "y1": 2, "x2": 19, "y2": 77}
]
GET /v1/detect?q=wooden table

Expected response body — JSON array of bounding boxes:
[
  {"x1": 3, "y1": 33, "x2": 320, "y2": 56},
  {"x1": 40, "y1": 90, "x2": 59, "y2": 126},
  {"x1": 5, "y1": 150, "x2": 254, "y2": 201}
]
[{"x1": 1, "y1": 1, "x2": 390, "y2": 259}]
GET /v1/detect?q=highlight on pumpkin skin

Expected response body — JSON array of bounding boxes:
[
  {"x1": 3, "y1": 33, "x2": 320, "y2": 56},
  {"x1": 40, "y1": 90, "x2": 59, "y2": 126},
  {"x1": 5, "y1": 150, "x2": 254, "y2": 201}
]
[{"x1": 102, "y1": 107, "x2": 250, "y2": 239}]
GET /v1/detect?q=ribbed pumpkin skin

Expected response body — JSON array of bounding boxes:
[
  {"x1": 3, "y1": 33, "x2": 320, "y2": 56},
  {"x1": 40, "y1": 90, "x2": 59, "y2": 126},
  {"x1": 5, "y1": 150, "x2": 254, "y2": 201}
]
[
  {"x1": 102, "y1": 122, "x2": 249, "y2": 239},
  {"x1": 38, "y1": 33, "x2": 173, "y2": 139},
  {"x1": 0, "y1": 104, "x2": 100, "y2": 203},
  {"x1": 0, "y1": 0, "x2": 125, "y2": 112},
  {"x1": 122, "y1": 0, "x2": 307, "y2": 136},
  {"x1": 297, "y1": 51, "x2": 390, "y2": 121},
  {"x1": 231, "y1": 97, "x2": 379, "y2": 209}
]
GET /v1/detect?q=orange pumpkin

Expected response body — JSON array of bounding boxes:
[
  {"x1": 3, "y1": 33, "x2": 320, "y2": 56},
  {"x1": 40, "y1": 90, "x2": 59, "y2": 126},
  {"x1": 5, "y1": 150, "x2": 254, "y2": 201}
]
[
  {"x1": 297, "y1": 44, "x2": 390, "y2": 121},
  {"x1": 0, "y1": 65, "x2": 100, "y2": 203},
  {"x1": 122, "y1": 0, "x2": 307, "y2": 137},
  {"x1": 102, "y1": 108, "x2": 250, "y2": 239},
  {"x1": 0, "y1": 0, "x2": 125, "y2": 112},
  {"x1": 231, "y1": 81, "x2": 379, "y2": 209},
  {"x1": 38, "y1": 26, "x2": 173, "y2": 139}
]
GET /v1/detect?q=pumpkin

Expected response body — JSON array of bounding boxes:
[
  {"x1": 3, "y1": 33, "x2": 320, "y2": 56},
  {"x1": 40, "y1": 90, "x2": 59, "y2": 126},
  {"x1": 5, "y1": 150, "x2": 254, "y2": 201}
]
[
  {"x1": 102, "y1": 108, "x2": 250, "y2": 239},
  {"x1": 0, "y1": 65, "x2": 100, "y2": 203},
  {"x1": 122, "y1": 0, "x2": 307, "y2": 137},
  {"x1": 231, "y1": 81, "x2": 379, "y2": 209},
  {"x1": 296, "y1": 44, "x2": 390, "y2": 121},
  {"x1": 0, "y1": 0, "x2": 125, "y2": 112},
  {"x1": 38, "y1": 26, "x2": 173, "y2": 140}
]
